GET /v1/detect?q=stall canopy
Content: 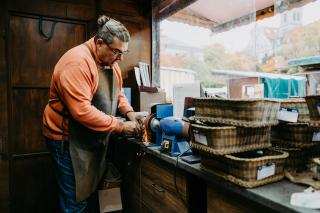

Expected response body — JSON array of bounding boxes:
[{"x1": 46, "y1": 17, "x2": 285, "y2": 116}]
[{"x1": 212, "y1": 69, "x2": 306, "y2": 98}]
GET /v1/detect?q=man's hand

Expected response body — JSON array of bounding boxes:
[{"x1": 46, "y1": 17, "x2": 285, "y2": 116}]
[
  {"x1": 126, "y1": 111, "x2": 138, "y2": 122},
  {"x1": 126, "y1": 111, "x2": 147, "y2": 125},
  {"x1": 123, "y1": 121, "x2": 142, "y2": 137}
]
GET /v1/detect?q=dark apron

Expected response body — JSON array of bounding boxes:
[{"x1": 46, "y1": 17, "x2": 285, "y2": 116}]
[{"x1": 68, "y1": 44, "x2": 119, "y2": 202}]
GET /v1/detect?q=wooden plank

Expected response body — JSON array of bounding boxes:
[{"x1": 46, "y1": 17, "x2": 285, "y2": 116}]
[
  {"x1": 256, "y1": 6, "x2": 274, "y2": 21},
  {"x1": 0, "y1": 159, "x2": 9, "y2": 213},
  {"x1": 207, "y1": 182, "x2": 274, "y2": 213},
  {"x1": 10, "y1": 155, "x2": 58, "y2": 213},
  {"x1": 1, "y1": 1, "x2": 152, "y2": 211},
  {"x1": 101, "y1": 0, "x2": 142, "y2": 19},
  {"x1": 141, "y1": 155, "x2": 187, "y2": 213},
  {"x1": 8, "y1": 15, "x2": 85, "y2": 154},
  {"x1": 9, "y1": 15, "x2": 86, "y2": 86},
  {"x1": 0, "y1": 0, "x2": 8, "y2": 156},
  {"x1": 65, "y1": 3, "x2": 96, "y2": 20},
  {"x1": 153, "y1": 0, "x2": 198, "y2": 22},
  {"x1": 52, "y1": 0, "x2": 94, "y2": 5},
  {"x1": 8, "y1": 0, "x2": 96, "y2": 20},
  {"x1": 11, "y1": 89, "x2": 50, "y2": 154},
  {"x1": 6, "y1": 11, "x2": 88, "y2": 211}
]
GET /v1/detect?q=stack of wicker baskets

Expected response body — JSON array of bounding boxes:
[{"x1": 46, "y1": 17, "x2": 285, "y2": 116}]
[
  {"x1": 305, "y1": 96, "x2": 320, "y2": 157},
  {"x1": 272, "y1": 98, "x2": 320, "y2": 170},
  {"x1": 190, "y1": 98, "x2": 288, "y2": 188}
]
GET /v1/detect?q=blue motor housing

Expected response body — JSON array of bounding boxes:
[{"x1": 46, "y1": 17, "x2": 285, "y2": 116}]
[
  {"x1": 159, "y1": 117, "x2": 191, "y2": 156},
  {"x1": 160, "y1": 117, "x2": 185, "y2": 137}
]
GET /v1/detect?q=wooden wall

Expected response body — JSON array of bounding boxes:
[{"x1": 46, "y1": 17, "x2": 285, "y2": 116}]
[
  {"x1": 0, "y1": 1, "x2": 9, "y2": 212},
  {"x1": 0, "y1": 0, "x2": 151, "y2": 212},
  {"x1": 0, "y1": 0, "x2": 8, "y2": 156},
  {"x1": 99, "y1": 0, "x2": 151, "y2": 89}
]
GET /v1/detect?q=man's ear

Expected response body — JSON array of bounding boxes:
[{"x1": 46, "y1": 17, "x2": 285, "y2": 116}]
[{"x1": 96, "y1": 38, "x2": 104, "y2": 46}]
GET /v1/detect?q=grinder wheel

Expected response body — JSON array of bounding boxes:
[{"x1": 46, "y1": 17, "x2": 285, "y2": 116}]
[{"x1": 143, "y1": 114, "x2": 156, "y2": 144}]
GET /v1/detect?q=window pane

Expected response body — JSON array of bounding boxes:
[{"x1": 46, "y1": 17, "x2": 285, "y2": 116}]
[{"x1": 160, "y1": 0, "x2": 313, "y2": 99}]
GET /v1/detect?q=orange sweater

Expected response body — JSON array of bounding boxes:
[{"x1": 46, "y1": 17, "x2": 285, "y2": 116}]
[{"x1": 43, "y1": 37, "x2": 133, "y2": 140}]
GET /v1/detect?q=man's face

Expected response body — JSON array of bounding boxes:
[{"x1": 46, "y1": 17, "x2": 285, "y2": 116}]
[{"x1": 95, "y1": 37, "x2": 129, "y2": 66}]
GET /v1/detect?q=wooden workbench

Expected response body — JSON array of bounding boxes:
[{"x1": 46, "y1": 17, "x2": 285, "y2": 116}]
[{"x1": 110, "y1": 137, "x2": 320, "y2": 213}]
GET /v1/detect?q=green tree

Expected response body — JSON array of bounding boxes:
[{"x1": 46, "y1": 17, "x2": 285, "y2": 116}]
[{"x1": 204, "y1": 43, "x2": 227, "y2": 69}]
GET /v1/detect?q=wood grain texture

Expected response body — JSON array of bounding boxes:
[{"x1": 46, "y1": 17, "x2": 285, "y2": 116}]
[
  {"x1": 10, "y1": 155, "x2": 58, "y2": 213},
  {"x1": 0, "y1": 2, "x2": 9, "y2": 212},
  {"x1": 11, "y1": 89, "x2": 49, "y2": 154},
  {"x1": 1, "y1": 0, "x2": 152, "y2": 211},
  {"x1": 9, "y1": 15, "x2": 86, "y2": 86},
  {"x1": 153, "y1": 0, "x2": 197, "y2": 21},
  {"x1": 141, "y1": 155, "x2": 187, "y2": 213},
  {"x1": 8, "y1": 0, "x2": 96, "y2": 20},
  {"x1": 0, "y1": 159, "x2": 9, "y2": 213},
  {"x1": 7, "y1": 13, "x2": 87, "y2": 212},
  {"x1": 207, "y1": 183, "x2": 275, "y2": 213},
  {"x1": 0, "y1": 0, "x2": 8, "y2": 156},
  {"x1": 9, "y1": 15, "x2": 85, "y2": 154}
]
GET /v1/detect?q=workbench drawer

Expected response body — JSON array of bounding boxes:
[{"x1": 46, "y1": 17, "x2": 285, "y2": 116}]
[
  {"x1": 141, "y1": 156, "x2": 187, "y2": 213},
  {"x1": 207, "y1": 183, "x2": 274, "y2": 213}
]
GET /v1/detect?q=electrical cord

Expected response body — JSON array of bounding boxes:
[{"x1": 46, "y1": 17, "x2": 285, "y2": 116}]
[
  {"x1": 139, "y1": 138, "x2": 190, "y2": 208},
  {"x1": 173, "y1": 146, "x2": 191, "y2": 208}
]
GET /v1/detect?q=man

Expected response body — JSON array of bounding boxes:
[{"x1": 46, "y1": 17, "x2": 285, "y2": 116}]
[{"x1": 43, "y1": 15, "x2": 142, "y2": 212}]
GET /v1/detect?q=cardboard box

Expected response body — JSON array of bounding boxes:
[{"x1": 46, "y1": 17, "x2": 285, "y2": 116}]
[
  {"x1": 241, "y1": 84, "x2": 264, "y2": 99},
  {"x1": 139, "y1": 91, "x2": 166, "y2": 113},
  {"x1": 228, "y1": 77, "x2": 260, "y2": 98},
  {"x1": 129, "y1": 85, "x2": 167, "y2": 113},
  {"x1": 173, "y1": 82, "x2": 201, "y2": 117},
  {"x1": 98, "y1": 188, "x2": 122, "y2": 213}
]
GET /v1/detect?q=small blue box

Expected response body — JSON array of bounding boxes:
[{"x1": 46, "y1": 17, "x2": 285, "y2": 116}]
[{"x1": 123, "y1": 88, "x2": 131, "y2": 105}]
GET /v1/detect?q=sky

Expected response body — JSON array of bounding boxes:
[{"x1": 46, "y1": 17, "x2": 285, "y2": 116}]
[{"x1": 160, "y1": 0, "x2": 320, "y2": 53}]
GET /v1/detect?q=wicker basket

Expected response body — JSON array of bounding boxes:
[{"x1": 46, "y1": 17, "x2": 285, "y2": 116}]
[
  {"x1": 190, "y1": 124, "x2": 271, "y2": 155},
  {"x1": 272, "y1": 123, "x2": 319, "y2": 148},
  {"x1": 200, "y1": 149, "x2": 288, "y2": 188},
  {"x1": 279, "y1": 98, "x2": 309, "y2": 122},
  {"x1": 273, "y1": 146, "x2": 313, "y2": 169},
  {"x1": 305, "y1": 95, "x2": 320, "y2": 126},
  {"x1": 193, "y1": 98, "x2": 280, "y2": 127}
]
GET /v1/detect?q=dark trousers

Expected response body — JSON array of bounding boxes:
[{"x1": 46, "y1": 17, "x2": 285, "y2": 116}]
[{"x1": 46, "y1": 138, "x2": 88, "y2": 213}]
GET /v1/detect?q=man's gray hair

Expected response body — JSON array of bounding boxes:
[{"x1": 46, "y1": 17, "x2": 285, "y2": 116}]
[{"x1": 95, "y1": 15, "x2": 130, "y2": 44}]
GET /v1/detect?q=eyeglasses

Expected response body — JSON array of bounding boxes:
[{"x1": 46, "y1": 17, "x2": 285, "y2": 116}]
[{"x1": 105, "y1": 42, "x2": 129, "y2": 56}]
